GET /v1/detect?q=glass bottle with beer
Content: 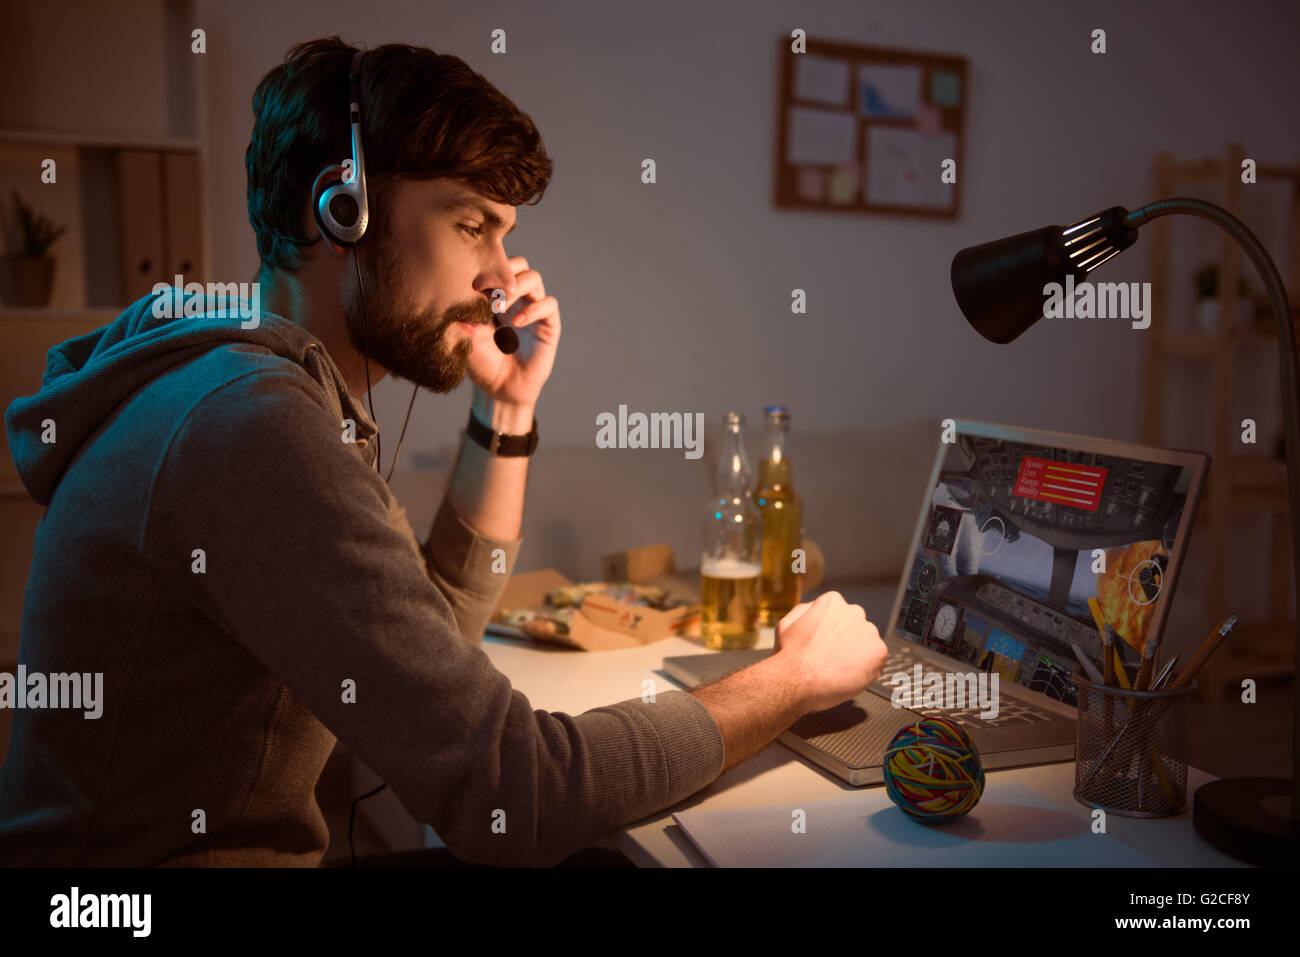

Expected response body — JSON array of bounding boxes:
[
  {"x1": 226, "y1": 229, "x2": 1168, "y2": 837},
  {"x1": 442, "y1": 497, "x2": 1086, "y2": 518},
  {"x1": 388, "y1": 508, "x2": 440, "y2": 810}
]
[
  {"x1": 754, "y1": 406, "x2": 803, "y2": 627},
  {"x1": 700, "y1": 412, "x2": 762, "y2": 650}
]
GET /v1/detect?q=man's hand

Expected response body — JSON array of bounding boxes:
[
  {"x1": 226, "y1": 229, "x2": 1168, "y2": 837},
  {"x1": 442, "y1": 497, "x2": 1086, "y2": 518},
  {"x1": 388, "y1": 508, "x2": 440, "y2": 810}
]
[
  {"x1": 773, "y1": 591, "x2": 888, "y2": 713},
  {"x1": 467, "y1": 255, "x2": 561, "y2": 410},
  {"x1": 688, "y1": 591, "x2": 887, "y2": 775}
]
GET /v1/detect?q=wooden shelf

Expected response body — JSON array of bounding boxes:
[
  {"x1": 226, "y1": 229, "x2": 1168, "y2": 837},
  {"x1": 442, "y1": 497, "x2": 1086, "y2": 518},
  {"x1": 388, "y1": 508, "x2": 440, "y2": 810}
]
[
  {"x1": 1161, "y1": 156, "x2": 1300, "y2": 185},
  {"x1": 0, "y1": 306, "x2": 122, "y2": 322},
  {"x1": 1143, "y1": 144, "x2": 1297, "y2": 683},
  {"x1": 1150, "y1": 302, "x2": 1298, "y2": 357},
  {"x1": 1226, "y1": 455, "x2": 1287, "y2": 489},
  {"x1": 1223, "y1": 620, "x2": 1296, "y2": 680},
  {"x1": 0, "y1": 127, "x2": 199, "y2": 153},
  {"x1": 1197, "y1": 456, "x2": 1288, "y2": 502},
  {"x1": 1220, "y1": 456, "x2": 1289, "y2": 511}
]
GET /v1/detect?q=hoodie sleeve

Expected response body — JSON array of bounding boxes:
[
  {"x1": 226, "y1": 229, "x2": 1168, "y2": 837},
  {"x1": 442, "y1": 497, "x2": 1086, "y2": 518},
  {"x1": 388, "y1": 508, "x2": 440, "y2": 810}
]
[
  {"x1": 141, "y1": 369, "x2": 724, "y2": 867},
  {"x1": 384, "y1": 488, "x2": 515, "y2": 645}
]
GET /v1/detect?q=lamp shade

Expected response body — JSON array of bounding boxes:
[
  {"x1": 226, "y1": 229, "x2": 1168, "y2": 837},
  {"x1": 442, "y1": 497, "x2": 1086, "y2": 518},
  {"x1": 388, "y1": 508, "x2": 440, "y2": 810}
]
[{"x1": 951, "y1": 206, "x2": 1137, "y2": 344}]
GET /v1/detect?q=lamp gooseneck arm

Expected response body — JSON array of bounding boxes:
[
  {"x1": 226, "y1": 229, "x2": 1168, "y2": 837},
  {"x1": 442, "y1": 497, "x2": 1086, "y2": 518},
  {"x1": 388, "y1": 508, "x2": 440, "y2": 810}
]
[
  {"x1": 1126, "y1": 199, "x2": 1295, "y2": 357},
  {"x1": 1128, "y1": 197, "x2": 1299, "y2": 817}
]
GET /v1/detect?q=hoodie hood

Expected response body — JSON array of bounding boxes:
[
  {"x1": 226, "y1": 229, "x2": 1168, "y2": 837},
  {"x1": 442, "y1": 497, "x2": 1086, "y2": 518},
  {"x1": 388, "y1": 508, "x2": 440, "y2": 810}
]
[{"x1": 4, "y1": 290, "x2": 378, "y2": 506}]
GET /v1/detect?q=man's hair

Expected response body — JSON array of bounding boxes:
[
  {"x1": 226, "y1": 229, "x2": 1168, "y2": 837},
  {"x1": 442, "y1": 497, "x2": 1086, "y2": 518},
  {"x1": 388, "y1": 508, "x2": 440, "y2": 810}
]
[{"x1": 246, "y1": 36, "x2": 553, "y2": 273}]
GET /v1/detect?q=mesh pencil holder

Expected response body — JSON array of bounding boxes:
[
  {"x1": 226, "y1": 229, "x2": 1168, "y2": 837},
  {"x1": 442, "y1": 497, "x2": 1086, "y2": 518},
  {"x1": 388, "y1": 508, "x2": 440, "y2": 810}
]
[{"x1": 1073, "y1": 673, "x2": 1198, "y2": 818}]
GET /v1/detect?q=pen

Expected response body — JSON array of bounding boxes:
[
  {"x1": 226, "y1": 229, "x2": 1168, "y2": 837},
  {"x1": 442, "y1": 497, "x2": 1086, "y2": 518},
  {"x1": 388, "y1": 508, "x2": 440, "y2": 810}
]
[{"x1": 1151, "y1": 654, "x2": 1178, "y2": 691}]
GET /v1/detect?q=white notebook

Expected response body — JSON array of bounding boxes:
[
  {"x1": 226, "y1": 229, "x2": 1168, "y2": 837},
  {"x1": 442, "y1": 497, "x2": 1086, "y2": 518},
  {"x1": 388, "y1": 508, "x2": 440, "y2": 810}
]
[{"x1": 672, "y1": 781, "x2": 1155, "y2": 867}]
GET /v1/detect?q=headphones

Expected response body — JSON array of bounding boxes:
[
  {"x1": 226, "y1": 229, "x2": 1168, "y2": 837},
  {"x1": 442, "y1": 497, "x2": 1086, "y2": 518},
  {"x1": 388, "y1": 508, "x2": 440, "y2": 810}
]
[
  {"x1": 312, "y1": 49, "x2": 418, "y2": 481},
  {"x1": 314, "y1": 50, "x2": 370, "y2": 246}
]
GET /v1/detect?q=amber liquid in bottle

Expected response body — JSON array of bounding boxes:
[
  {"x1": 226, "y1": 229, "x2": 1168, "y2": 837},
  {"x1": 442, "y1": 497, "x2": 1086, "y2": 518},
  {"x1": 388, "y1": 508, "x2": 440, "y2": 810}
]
[{"x1": 755, "y1": 407, "x2": 802, "y2": 627}]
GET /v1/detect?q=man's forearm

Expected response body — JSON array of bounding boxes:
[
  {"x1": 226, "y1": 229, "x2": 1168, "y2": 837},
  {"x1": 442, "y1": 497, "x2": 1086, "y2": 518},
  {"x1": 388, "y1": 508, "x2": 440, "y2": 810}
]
[
  {"x1": 688, "y1": 654, "x2": 810, "y2": 775},
  {"x1": 442, "y1": 386, "x2": 534, "y2": 542}
]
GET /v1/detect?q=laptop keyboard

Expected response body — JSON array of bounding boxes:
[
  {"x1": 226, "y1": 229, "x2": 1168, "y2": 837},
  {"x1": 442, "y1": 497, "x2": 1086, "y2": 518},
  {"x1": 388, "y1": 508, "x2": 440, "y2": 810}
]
[{"x1": 872, "y1": 645, "x2": 1055, "y2": 728}]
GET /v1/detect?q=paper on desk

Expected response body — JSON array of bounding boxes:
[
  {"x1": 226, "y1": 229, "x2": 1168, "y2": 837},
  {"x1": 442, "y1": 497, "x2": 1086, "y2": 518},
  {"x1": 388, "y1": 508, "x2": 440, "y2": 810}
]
[{"x1": 672, "y1": 780, "x2": 1155, "y2": 867}]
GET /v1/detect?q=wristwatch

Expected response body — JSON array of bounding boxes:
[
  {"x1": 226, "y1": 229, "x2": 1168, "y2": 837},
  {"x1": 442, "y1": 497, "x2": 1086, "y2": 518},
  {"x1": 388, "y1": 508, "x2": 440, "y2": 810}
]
[{"x1": 466, "y1": 408, "x2": 539, "y2": 456}]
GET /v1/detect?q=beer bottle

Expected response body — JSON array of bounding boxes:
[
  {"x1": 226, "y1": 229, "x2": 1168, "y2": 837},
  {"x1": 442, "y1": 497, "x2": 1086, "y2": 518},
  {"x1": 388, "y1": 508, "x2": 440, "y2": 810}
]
[
  {"x1": 701, "y1": 412, "x2": 762, "y2": 650},
  {"x1": 755, "y1": 406, "x2": 803, "y2": 626}
]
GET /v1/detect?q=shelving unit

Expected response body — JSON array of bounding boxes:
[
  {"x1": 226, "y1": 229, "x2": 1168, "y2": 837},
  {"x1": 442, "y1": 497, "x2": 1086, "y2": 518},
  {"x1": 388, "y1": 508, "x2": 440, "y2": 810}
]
[
  {"x1": 0, "y1": 0, "x2": 208, "y2": 682},
  {"x1": 1140, "y1": 143, "x2": 1300, "y2": 697}
]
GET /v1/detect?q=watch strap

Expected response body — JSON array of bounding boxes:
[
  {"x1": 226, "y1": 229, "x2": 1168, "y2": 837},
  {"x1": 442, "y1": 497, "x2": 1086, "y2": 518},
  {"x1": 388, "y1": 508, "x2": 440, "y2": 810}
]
[{"x1": 467, "y1": 409, "x2": 538, "y2": 456}]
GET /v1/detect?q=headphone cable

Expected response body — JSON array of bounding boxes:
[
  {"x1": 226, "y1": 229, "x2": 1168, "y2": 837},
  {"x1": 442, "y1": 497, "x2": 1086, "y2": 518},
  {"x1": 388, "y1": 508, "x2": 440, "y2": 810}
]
[
  {"x1": 352, "y1": 249, "x2": 418, "y2": 482},
  {"x1": 353, "y1": 250, "x2": 381, "y2": 472}
]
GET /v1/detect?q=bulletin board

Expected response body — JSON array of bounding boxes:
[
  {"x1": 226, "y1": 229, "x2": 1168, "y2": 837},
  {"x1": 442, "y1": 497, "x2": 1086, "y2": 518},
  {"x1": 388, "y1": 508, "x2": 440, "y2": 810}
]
[{"x1": 774, "y1": 37, "x2": 969, "y2": 218}]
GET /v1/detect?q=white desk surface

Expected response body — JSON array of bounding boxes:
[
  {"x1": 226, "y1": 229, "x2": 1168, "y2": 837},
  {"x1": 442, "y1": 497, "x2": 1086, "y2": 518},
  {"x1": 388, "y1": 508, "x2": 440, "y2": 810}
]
[{"x1": 479, "y1": 628, "x2": 1245, "y2": 868}]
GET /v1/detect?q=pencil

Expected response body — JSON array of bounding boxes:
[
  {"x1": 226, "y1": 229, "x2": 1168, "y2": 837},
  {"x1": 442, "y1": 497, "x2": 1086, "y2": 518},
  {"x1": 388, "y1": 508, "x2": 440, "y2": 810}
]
[
  {"x1": 1170, "y1": 614, "x2": 1239, "y2": 690},
  {"x1": 1109, "y1": 632, "x2": 1132, "y2": 691},
  {"x1": 1088, "y1": 598, "x2": 1119, "y2": 734},
  {"x1": 1089, "y1": 598, "x2": 1113, "y2": 686},
  {"x1": 1071, "y1": 641, "x2": 1104, "y2": 683},
  {"x1": 1135, "y1": 634, "x2": 1157, "y2": 690}
]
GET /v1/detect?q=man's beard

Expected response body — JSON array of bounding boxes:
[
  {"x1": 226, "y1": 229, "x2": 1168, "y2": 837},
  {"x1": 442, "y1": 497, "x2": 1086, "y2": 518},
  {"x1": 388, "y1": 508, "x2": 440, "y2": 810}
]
[{"x1": 342, "y1": 232, "x2": 492, "y2": 393}]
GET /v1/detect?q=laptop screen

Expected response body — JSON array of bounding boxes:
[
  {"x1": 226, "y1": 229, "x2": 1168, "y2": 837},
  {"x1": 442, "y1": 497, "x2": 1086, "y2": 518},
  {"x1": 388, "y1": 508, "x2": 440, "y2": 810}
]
[{"x1": 888, "y1": 421, "x2": 1207, "y2": 707}]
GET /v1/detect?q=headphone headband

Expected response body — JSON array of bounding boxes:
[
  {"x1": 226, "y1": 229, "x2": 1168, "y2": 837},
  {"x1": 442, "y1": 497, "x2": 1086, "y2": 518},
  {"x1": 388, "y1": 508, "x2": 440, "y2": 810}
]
[
  {"x1": 314, "y1": 48, "x2": 370, "y2": 246},
  {"x1": 349, "y1": 49, "x2": 364, "y2": 107}
]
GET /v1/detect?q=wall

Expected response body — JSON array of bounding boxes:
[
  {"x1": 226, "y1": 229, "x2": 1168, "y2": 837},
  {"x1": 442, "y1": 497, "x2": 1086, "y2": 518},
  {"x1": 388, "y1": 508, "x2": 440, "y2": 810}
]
[{"x1": 196, "y1": 0, "x2": 1300, "y2": 458}]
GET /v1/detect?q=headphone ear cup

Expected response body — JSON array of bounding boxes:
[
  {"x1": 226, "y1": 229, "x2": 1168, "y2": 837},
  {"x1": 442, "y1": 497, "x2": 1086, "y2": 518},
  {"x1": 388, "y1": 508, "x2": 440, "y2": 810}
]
[
  {"x1": 312, "y1": 164, "x2": 345, "y2": 243},
  {"x1": 312, "y1": 164, "x2": 368, "y2": 246}
]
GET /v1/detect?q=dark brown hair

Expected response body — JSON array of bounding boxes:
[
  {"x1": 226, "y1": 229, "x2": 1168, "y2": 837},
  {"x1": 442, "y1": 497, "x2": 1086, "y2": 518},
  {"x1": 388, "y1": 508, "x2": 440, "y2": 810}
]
[{"x1": 246, "y1": 36, "x2": 553, "y2": 273}]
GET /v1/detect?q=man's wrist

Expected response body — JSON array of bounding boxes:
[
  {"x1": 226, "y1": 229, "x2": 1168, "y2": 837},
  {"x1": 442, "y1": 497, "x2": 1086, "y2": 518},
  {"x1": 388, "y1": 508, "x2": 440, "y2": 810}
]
[
  {"x1": 754, "y1": 651, "x2": 813, "y2": 718},
  {"x1": 471, "y1": 387, "x2": 535, "y2": 435}
]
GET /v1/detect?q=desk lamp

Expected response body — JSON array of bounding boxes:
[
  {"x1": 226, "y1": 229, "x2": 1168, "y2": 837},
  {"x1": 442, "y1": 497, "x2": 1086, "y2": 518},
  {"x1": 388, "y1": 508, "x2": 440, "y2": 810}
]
[{"x1": 950, "y1": 198, "x2": 1299, "y2": 865}]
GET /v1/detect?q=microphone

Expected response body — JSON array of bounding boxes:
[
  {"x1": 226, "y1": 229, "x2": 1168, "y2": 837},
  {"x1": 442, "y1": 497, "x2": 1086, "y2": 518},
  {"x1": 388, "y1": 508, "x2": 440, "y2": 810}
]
[
  {"x1": 491, "y1": 293, "x2": 533, "y2": 355},
  {"x1": 491, "y1": 313, "x2": 519, "y2": 355}
]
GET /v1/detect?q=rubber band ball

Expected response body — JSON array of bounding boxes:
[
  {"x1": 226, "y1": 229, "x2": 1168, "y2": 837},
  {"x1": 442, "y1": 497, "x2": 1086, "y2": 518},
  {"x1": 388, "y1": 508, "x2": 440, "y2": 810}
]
[{"x1": 883, "y1": 715, "x2": 985, "y2": 822}]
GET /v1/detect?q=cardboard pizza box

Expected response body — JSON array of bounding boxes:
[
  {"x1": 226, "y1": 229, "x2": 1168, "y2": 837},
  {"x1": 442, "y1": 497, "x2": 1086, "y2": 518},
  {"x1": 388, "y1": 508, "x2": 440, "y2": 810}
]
[{"x1": 490, "y1": 547, "x2": 700, "y2": 651}]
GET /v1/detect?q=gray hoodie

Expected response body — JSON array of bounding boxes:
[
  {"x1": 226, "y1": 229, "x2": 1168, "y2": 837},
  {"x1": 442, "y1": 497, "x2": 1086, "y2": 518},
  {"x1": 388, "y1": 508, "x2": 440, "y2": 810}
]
[{"x1": 0, "y1": 291, "x2": 724, "y2": 866}]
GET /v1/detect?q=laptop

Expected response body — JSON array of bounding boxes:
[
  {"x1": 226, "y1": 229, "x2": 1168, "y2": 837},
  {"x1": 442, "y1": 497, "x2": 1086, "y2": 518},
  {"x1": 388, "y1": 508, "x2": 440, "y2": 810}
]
[{"x1": 663, "y1": 419, "x2": 1208, "y2": 786}]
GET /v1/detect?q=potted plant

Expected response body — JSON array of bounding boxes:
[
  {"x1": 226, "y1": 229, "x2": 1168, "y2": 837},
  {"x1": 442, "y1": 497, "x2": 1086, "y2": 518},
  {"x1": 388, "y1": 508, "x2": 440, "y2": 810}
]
[
  {"x1": 1193, "y1": 261, "x2": 1250, "y2": 333},
  {"x1": 0, "y1": 191, "x2": 67, "y2": 307}
]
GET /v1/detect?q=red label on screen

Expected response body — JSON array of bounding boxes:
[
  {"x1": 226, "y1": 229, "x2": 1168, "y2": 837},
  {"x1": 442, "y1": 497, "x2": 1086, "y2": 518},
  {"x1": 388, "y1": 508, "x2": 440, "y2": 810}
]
[{"x1": 1013, "y1": 457, "x2": 1107, "y2": 511}]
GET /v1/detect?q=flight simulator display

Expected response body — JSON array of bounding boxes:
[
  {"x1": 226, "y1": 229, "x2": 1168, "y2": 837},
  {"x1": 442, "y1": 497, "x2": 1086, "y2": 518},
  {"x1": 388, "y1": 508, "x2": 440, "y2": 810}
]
[{"x1": 895, "y1": 432, "x2": 1199, "y2": 706}]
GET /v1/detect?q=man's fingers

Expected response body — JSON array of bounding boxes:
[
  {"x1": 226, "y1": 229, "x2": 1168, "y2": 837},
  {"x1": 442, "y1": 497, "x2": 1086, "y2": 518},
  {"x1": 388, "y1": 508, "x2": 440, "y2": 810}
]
[
  {"x1": 511, "y1": 296, "x2": 558, "y2": 326},
  {"x1": 778, "y1": 591, "x2": 838, "y2": 641}
]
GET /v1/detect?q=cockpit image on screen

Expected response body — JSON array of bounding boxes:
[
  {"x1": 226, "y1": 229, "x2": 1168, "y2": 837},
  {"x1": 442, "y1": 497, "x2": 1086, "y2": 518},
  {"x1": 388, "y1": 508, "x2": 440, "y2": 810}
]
[{"x1": 893, "y1": 432, "x2": 1199, "y2": 706}]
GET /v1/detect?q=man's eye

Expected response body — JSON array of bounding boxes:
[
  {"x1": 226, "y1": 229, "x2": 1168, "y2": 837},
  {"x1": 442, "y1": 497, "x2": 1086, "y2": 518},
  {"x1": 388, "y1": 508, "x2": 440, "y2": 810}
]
[{"x1": 459, "y1": 224, "x2": 483, "y2": 239}]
